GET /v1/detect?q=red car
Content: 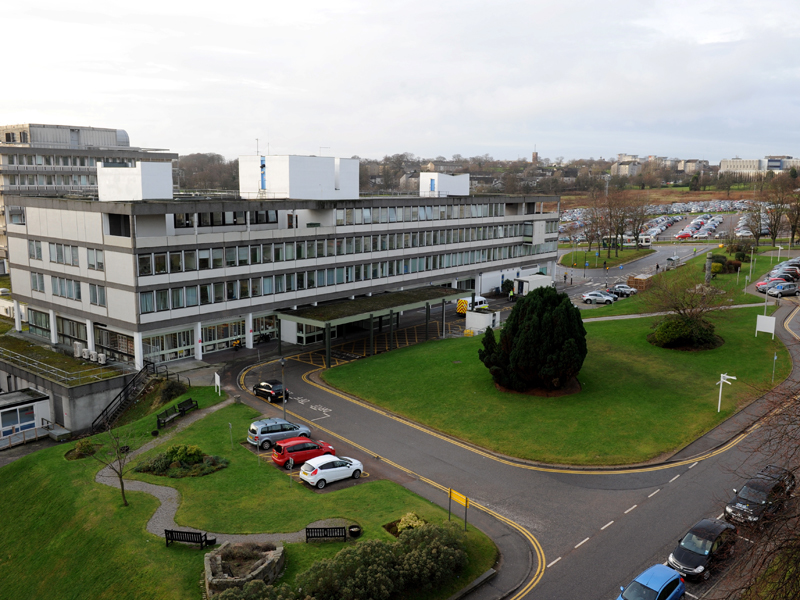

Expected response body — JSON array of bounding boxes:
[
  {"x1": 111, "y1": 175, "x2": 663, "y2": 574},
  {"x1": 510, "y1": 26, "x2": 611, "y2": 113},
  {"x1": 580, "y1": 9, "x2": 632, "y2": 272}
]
[
  {"x1": 271, "y1": 437, "x2": 335, "y2": 469},
  {"x1": 675, "y1": 232, "x2": 692, "y2": 239}
]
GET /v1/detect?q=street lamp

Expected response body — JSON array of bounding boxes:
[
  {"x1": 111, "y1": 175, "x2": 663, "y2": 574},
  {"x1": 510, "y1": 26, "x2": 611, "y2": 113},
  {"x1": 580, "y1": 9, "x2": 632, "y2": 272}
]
[
  {"x1": 280, "y1": 357, "x2": 287, "y2": 420},
  {"x1": 777, "y1": 245, "x2": 784, "y2": 265}
]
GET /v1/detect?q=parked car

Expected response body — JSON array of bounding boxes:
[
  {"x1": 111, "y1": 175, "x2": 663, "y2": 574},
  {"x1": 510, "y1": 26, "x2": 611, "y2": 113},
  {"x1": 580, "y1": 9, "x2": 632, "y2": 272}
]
[
  {"x1": 725, "y1": 465, "x2": 796, "y2": 525},
  {"x1": 755, "y1": 278, "x2": 787, "y2": 293},
  {"x1": 667, "y1": 518, "x2": 736, "y2": 580},
  {"x1": 616, "y1": 564, "x2": 685, "y2": 600},
  {"x1": 247, "y1": 418, "x2": 310, "y2": 450},
  {"x1": 610, "y1": 284, "x2": 638, "y2": 297},
  {"x1": 693, "y1": 232, "x2": 710, "y2": 240},
  {"x1": 714, "y1": 230, "x2": 729, "y2": 239},
  {"x1": 768, "y1": 283, "x2": 800, "y2": 298},
  {"x1": 253, "y1": 380, "x2": 290, "y2": 403},
  {"x1": 272, "y1": 437, "x2": 335, "y2": 469},
  {"x1": 582, "y1": 291, "x2": 615, "y2": 305},
  {"x1": 299, "y1": 455, "x2": 363, "y2": 489},
  {"x1": 675, "y1": 232, "x2": 692, "y2": 240}
]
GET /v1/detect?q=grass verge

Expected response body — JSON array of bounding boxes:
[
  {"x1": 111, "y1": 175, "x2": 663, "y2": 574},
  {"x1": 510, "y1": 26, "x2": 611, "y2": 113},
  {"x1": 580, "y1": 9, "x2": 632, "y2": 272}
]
[
  {"x1": 560, "y1": 247, "x2": 655, "y2": 269},
  {"x1": 322, "y1": 306, "x2": 789, "y2": 465},
  {"x1": 0, "y1": 390, "x2": 496, "y2": 600}
]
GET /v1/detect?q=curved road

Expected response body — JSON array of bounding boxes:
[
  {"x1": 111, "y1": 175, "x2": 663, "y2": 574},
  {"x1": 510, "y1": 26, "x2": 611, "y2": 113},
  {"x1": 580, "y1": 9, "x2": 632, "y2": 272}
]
[{"x1": 232, "y1": 249, "x2": 798, "y2": 600}]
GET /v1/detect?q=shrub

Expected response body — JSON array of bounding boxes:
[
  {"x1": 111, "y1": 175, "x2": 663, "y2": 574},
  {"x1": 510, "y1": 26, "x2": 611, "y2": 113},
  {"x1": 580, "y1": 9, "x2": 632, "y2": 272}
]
[
  {"x1": 710, "y1": 254, "x2": 727, "y2": 266},
  {"x1": 396, "y1": 512, "x2": 425, "y2": 533},
  {"x1": 74, "y1": 439, "x2": 95, "y2": 457},
  {"x1": 500, "y1": 279, "x2": 514, "y2": 294},
  {"x1": 160, "y1": 380, "x2": 187, "y2": 404},
  {"x1": 221, "y1": 542, "x2": 275, "y2": 563},
  {"x1": 217, "y1": 581, "x2": 310, "y2": 600},
  {"x1": 711, "y1": 263, "x2": 723, "y2": 274},
  {"x1": 296, "y1": 523, "x2": 467, "y2": 600},
  {"x1": 727, "y1": 260, "x2": 742, "y2": 273},
  {"x1": 650, "y1": 317, "x2": 716, "y2": 348},
  {"x1": 165, "y1": 444, "x2": 205, "y2": 465}
]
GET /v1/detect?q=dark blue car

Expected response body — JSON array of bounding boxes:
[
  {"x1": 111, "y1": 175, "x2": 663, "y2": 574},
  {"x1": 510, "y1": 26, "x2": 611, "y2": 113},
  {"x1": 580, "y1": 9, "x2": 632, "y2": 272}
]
[{"x1": 617, "y1": 564, "x2": 685, "y2": 600}]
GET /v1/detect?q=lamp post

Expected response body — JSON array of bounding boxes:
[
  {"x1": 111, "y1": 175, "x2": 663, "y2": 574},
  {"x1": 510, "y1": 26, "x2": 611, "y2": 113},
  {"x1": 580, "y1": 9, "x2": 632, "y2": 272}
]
[
  {"x1": 280, "y1": 357, "x2": 287, "y2": 421},
  {"x1": 716, "y1": 373, "x2": 736, "y2": 412},
  {"x1": 777, "y1": 245, "x2": 784, "y2": 266}
]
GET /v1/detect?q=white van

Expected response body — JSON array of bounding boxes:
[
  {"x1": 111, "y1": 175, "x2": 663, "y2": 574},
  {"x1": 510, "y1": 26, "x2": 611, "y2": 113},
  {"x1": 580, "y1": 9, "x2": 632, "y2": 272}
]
[{"x1": 455, "y1": 295, "x2": 488, "y2": 315}]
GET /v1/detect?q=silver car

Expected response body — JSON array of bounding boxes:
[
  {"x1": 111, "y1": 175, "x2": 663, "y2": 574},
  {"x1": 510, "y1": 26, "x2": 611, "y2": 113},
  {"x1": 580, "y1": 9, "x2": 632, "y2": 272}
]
[
  {"x1": 767, "y1": 283, "x2": 800, "y2": 298},
  {"x1": 247, "y1": 417, "x2": 311, "y2": 450}
]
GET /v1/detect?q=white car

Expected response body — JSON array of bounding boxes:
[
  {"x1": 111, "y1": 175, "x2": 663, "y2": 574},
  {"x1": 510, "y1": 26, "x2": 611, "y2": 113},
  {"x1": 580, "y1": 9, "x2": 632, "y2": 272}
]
[{"x1": 299, "y1": 455, "x2": 363, "y2": 489}]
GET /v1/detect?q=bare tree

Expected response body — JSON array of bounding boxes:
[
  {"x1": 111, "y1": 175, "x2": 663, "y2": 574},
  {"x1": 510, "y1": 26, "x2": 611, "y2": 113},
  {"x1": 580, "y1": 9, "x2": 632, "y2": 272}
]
[
  {"x1": 762, "y1": 174, "x2": 793, "y2": 247},
  {"x1": 91, "y1": 421, "x2": 137, "y2": 506},
  {"x1": 625, "y1": 191, "x2": 649, "y2": 249},
  {"x1": 584, "y1": 187, "x2": 606, "y2": 253},
  {"x1": 605, "y1": 190, "x2": 628, "y2": 258}
]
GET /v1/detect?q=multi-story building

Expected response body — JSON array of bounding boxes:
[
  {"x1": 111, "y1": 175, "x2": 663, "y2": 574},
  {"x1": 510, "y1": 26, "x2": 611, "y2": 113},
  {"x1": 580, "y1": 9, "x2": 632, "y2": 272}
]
[
  {"x1": 0, "y1": 124, "x2": 176, "y2": 271},
  {"x1": 677, "y1": 159, "x2": 709, "y2": 174},
  {"x1": 6, "y1": 154, "x2": 559, "y2": 371},
  {"x1": 610, "y1": 161, "x2": 641, "y2": 177},
  {"x1": 719, "y1": 156, "x2": 800, "y2": 176}
]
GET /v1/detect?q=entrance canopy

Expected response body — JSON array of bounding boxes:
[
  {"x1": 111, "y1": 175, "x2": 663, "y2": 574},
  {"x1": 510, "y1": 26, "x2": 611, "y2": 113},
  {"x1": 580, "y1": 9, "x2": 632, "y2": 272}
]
[{"x1": 276, "y1": 287, "x2": 471, "y2": 366}]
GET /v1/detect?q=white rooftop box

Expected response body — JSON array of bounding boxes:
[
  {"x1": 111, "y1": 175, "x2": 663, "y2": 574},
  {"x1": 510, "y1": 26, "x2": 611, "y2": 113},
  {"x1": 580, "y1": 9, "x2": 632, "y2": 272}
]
[
  {"x1": 97, "y1": 161, "x2": 173, "y2": 201},
  {"x1": 420, "y1": 172, "x2": 470, "y2": 197},
  {"x1": 239, "y1": 155, "x2": 359, "y2": 200}
]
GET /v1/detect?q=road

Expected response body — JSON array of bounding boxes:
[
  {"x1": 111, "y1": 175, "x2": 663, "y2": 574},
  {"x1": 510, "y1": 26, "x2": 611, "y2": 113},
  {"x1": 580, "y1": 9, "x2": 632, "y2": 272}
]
[{"x1": 231, "y1": 235, "x2": 796, "y2": 600}]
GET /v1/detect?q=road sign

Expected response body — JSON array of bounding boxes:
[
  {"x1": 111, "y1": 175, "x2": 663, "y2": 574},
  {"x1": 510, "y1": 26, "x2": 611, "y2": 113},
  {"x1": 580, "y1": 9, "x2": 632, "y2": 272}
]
[
  {"x1": 595, "y1": 252, "x2": 599, "y2": 256},
  {"x1": 619, "y1": 265, "x2": 623, "y2": 269},
  {"x1": 585, "y1": 262, "x2": 589, "y2": 267},
  {"x1": 448, "y1": 488, "x2": 469, "y2": 531}
]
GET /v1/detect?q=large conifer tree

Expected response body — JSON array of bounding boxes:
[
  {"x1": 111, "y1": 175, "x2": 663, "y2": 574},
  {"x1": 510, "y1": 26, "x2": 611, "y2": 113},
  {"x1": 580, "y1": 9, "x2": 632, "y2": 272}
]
[{"x1": 479, "y1": 286, "x2": 587, "y2": 391}]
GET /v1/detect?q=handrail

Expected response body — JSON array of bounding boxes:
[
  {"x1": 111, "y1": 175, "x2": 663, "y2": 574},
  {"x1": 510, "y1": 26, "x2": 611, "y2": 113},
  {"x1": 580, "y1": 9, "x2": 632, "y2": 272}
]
[
  {"x1": 0, "y1": 345, "x2": 122, "y2": 386},
  {"x1": 90, "y1": 361, "x2": 155, "y2": 433},
  {"x1": 41, "y1": 417, "x2": 54, "y2": 430}
]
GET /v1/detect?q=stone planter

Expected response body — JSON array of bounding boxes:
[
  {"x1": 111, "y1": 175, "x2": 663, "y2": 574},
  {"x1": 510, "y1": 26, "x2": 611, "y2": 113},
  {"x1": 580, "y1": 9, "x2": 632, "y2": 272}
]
[
  {"x1": 204, "y1": 542, "x2": 284, "y2": 597},
  {"x1": 349, "y1": 525, "x2": 362, "y2": 539}
]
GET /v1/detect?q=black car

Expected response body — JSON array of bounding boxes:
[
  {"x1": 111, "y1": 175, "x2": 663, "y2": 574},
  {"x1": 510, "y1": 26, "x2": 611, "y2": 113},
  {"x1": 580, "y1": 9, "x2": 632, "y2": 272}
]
[
  {"x1": 725, "y1": 465, "x2": 796, "y2": 525},
  {"x1": 253, "y1": 379, "x2": 290, "y2": 403},
  {"x1": 668, "y1": 518, "x2": 736, "y2": 580}
]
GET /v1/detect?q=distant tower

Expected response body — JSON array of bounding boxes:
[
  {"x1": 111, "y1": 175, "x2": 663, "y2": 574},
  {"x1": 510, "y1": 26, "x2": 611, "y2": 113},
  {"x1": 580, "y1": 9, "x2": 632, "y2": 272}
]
[{"x1": 531, "y1": 151, "x2": 539, "y2": 165}]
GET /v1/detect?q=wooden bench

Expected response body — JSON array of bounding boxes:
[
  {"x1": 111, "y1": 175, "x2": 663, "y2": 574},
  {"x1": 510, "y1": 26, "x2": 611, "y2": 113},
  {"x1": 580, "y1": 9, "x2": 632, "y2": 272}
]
[
  {"x1": 164, "y1": 529, "x2": 216, "y2": 549},
  {"x1": 305, "y1": 526, "x2": 347, "y2": 543},
  {"x1": 177, "y1": 398, "x2": 198, "y2": 416},
  {"x1": 156, "y1": 406, "x2": 180, "y2": 429}
]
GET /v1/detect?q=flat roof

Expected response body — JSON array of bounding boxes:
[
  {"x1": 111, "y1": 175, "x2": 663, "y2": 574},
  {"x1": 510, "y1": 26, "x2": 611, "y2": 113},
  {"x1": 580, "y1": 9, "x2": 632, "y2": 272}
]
[
  {"x1": 277, "y1": 287, "x2": 469, "y2": 327},
  {"x1": 0, "y1": 388, "x2": 49, "y2": 411}
]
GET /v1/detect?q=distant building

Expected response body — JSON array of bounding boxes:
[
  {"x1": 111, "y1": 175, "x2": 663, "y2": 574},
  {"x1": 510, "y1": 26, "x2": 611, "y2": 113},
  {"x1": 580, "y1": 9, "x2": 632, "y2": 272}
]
[
  {"x1": 677, "y1": 159, "x2": 709, "y2": 174},
  {"x1": 0, "y1": 124, "x2": 176, "y2": 273},
  {"x1": 531, "y1": 152, "x2": 539, "y2": 165},
  {"x1": 422, "y1": 160, "x2": 462, "y2": 174},
  {"x1": 719, "y1": 156, "x2": 800, "y2": 176},
  {"x1": 610, "y1": 161, "x2": 641, "y2": 177}
]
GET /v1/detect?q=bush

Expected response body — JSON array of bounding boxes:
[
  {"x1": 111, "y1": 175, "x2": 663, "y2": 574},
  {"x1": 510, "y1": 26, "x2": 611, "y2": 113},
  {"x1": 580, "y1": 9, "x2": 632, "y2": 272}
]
[
  {"x1": 160, "y1": 380, "x2": 187, "y2": 405},
  {"x1": 396, "y1": 512, "x2": 425, "y2": 533},
  {"x1": 710, "y1": 254, "x2": 727, "y2": 266},
  {"x1": 650, "y1": 317, "x2": 716, "y2": 348},
  {"x1": 165, "y1": 444, "x2": 205, "y2": 465},
  {"x1": 296, "y1": 523, "x2": 468, "y2": 600},
  {"x1": 74, "y1": 439, "x2": 95, "y2": 457},
  {"x1": 217, "y1": 581, "x2": 311, "y2": 600},
  {"x1": 221, "y1": 542, "x2": 276, "y2": 563},
  {"x1": 711, "y1": 263, "x2": 723, "y2": 274},
  {"x1": 500, "y1": 279, "x2": 514, "y2": 294},
  {"x1": 727, "y1": 260, "x2": 742, "y2": 273}
]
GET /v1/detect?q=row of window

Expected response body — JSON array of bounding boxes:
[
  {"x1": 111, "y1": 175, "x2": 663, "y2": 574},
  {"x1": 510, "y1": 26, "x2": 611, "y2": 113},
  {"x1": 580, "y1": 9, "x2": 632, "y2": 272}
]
[
  {"x1": 28, "y1": 241, "x2": 104, "y2": 271},
  {"x1": 3, "y1": 154, "x2": 133, "y2": 167},
  {"x1": 334, "y1": 203, "x2": 506, "y2": 226},
  {"x1": 137, "y1": 224, "x2": 534, "y2": 276},
  {"x1": 8, "y1": 174, "x2": 97, "y2": 186},
  {"x1": 30, "y1": 272, "x2": 106, "y2": 306},
  {"x1": 139, "y1": 244, "x2": 542, "y2": 314},
  {"x1": 174, "y1": 211, "x2": 278, "y2": 228}
]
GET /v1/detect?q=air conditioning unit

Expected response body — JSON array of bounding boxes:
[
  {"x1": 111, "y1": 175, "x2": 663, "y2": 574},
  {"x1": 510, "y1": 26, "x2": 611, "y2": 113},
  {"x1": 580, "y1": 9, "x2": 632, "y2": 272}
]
[
  {"x1": 89, "y1": 351, "x2": 98, "y2": 362},
  {"x1": 97, "y1": 353, "x2": 107, "y2": 365},
  {"x1": 73, "y1": 341, "x2": 84, "y2": 358},
  {"x1": 82, "y1": 348, "x2": 90, "y2": 360}
]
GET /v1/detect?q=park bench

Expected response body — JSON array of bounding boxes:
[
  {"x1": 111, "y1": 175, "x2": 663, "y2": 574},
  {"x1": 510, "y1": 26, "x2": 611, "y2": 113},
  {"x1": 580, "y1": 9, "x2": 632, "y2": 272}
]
[
  {"x1": 164, "y1": 529, "x2": 216, "y2": 549},
  {"x1": 177, "y1": 398, "x2": 198, "y2": 416},
  {"x1": 305, "y1": 526, "x2": 347, "y2": 543},
  {"x1": 156, "y1": 405, "x2": 180, "y2": 429}
]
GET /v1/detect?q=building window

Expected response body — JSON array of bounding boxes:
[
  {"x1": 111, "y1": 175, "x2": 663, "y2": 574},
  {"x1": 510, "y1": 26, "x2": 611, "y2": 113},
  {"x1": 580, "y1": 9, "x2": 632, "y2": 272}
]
[
  {"x1": 226, "y1": 281, "x2": 238, "y2": 300},
  {"x1": 156, "y1": 290, "x2": 169, "y2": 311},
  {"x1": 185, "y1": 286, "x2": 199, "y2": 306},
  {"x1": 199, "y1": 284, "x2": 212, "y2": 305},
  {"x1": 30, "y1": 272, "x2": 45, "y2": 292},
  {"x1": 184, "y1": 250, "x2": 197, "y2": 271},
  {"x1": 87, "y1": 248, "x2": 104, "y2": 271},
  {"x1": 108, "y1": 214, "x2": 131, "y2": 237},
  {"x1": 169, "y1": 252, "x2": 183, "y2": 273},
  {"x1": 225, "y1": 247, "x2": 237, "y2": 267},
  {"x1": 89, "y1": 284, "x2": 106, "y2": 307},
  {"x1": 49, "y1": 243, "x2": 79, "y2": 266},
  {"x1": 51, "y1": 277, "x2": 81, "y2": 300},
  {"x1": 28, "y1": 240, "x2": 42, "y2": 260},
  {"x1": 28, "y1": 309, "x2": 50, "y2": 339},
  {"x1": 198, "y1": 249, "x2": 210, "y2": 270},
  {"x1": 138, "y1": 254, "x2": 153, "y2": 276},
  {"x1": 154, "y1": 253, "x2": 167, "y2": 274},
  {"x1": 212, "y1": 248, "x2": 224, "y2": 269},
  {"x1": 140, "y1": 292, "x2": 155, "y2": 314},
  {"x1": 171, "y1": 288, "x2": 184, "y2": 309}
]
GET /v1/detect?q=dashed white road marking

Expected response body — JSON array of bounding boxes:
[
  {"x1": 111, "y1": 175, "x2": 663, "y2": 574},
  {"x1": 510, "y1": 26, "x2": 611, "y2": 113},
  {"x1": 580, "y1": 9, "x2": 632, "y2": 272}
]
[
  {"x1": 718, "y1": 513, "x2": 725, "y2": 520},
  {"x1": 685, "y1": 592, "x2": 700, "y2": 599},
  {"x1": 601, "y1": 521, "x2": 614, "y2": 530},
  {"x1": 688, "y1": 461, "x2": 698, "y2": 469},
  {"x1": 547, "y1": 557, "x2": 562, "y2": 568},
  {"x1": 648, "y1": 489, "x2": 660, "y2": 498},
  {"x1": 575, "y1": 537, "x2": 590, "y2": 548},
  {"x1": 669, "y1": 474, "x2": 681, "y2": 483},
  {"x1": 625, "y1": 505, "x2": 637, "y2": 514}
]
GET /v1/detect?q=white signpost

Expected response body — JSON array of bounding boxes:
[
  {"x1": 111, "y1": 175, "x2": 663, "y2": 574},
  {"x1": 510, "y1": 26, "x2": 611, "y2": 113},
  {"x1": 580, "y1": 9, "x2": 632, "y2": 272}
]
[
  {"x1": 214, "y1": 372, "x2": 221, "y2": 395},
  {"x1": 716, "y1": 373, "x2": 737, "y2": 412}
]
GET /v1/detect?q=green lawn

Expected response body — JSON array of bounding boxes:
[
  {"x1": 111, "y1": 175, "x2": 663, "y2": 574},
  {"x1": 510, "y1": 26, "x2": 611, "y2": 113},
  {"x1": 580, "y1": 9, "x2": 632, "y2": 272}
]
[
  {"x1": 322, "y1": 306, "x2": 789, "y2": 465},
  {"x1": 0, "y1": 388, "x2": 496, "y2": 600},
  {"x1": 560, "y1": 247, "x2": 655, "y2": 269}
]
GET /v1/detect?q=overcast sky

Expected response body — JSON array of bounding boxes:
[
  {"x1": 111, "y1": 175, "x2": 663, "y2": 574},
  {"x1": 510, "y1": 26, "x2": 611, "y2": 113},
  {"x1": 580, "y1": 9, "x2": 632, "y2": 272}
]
[{"x1": 5, "y1": 1, "x2": 799, "y2": 163}]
